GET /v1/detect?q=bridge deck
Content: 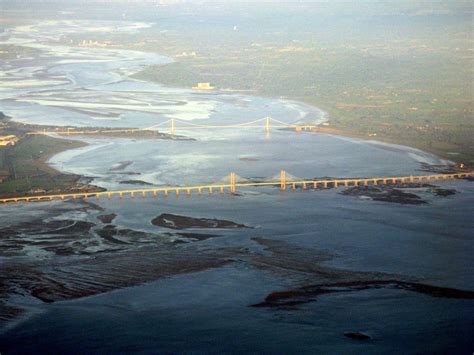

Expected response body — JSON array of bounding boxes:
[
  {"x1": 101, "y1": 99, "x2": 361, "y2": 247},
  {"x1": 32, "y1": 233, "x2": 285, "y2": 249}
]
[
  {"x1": 1, "y1": 172, "x2": 471, "y2": 204},
  {"x1": 27, "y1": 117, "x2": 319, "y2": 136}
]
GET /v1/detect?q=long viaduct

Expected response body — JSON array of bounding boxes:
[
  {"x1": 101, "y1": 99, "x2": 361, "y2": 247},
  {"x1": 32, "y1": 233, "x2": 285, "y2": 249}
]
[{"x1": 0, "y1": 171, "x2": 471, "y2": 204}]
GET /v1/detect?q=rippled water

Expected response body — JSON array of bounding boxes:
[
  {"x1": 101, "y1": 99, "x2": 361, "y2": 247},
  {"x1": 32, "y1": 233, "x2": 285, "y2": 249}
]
[{"x1": 0, "y1": 20, "x2": 473, "y2": 354}]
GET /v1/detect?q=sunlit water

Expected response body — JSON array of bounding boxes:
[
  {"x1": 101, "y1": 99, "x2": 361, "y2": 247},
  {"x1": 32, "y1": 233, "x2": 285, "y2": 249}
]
[{"x1": 0, "y1": 20, "x2": 473, "y2": 354}]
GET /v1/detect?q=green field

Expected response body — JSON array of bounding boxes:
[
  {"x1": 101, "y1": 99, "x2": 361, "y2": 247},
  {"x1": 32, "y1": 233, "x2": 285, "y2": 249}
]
[
  {"x1": 0, "y1": 44, "x2": 40, "y2": 60},
  {"x1": 0, "y1": 135, "x2": 87, "y2": 196},
  {"x1": 128, "y1": 24, "x2": 473, "y2": 163},
  {"x1": 46, "y1": 2, "x2": 468, "y2": 164},
  {"x1": 3, "y1": 3, "x2": 473, "y2": 164}
]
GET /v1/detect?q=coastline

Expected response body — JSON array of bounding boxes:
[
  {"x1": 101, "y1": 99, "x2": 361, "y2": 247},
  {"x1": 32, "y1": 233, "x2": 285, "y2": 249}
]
[
  {"x1": 140, "y1": 69, "x2": 473, "y2": 166},
  {"x1": 0, "y1": 12, "x2": 473, "y2": 354},
  {"x1": 137, "y1": 75, "x2": 473, "y2": 166},
  {"x1": 132, "y1": 67, "x2": 471, "y2": 165},
  {"x1": 130, "y1": 46, "x2": 472, "y2": 166},
  {"x1": 0, "y1": 119, "x2": 103, "y2": 198},
  {"x1": 313, "y1": 125, "x2": 467, "y2": 166},
  {"x1": 0, "y1": 115, "x2": 196, "y2": 198},
  {"x1": 1, "y1": 18, "x2": 469, "y2": 199},
  {"x1": 0, "y1": 112, "x2": 466, "y2": 200}
]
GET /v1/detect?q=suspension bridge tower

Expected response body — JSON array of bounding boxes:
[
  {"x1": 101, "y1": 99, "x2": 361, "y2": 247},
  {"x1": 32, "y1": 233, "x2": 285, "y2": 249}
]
[{"x1": 170, "y1": 119, "x2": 176, "y2": 134}]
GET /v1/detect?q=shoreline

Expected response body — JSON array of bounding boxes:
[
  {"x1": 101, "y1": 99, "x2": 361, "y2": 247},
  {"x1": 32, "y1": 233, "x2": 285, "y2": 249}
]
[
  {"x1": 1, "y1": 115, "x2": 468, "y2": 200},
  {"x1": 312, "y1": 127, "x2": 471, "y2": 167},
  {"x1": 0, "y1": 118, "x2": 103, "y2": 198},
  {"x1": 130, "y1": 71, "x2": 470, "y2": 165},
  {"x1": 312, "y1": 124, "x2": 469, "y2": 167},
  {"x1": 0, "y1": 19, "x2": 468, "y2": 198},
  {"x1": 141, "y1": 79, "x2": 473, "y2": 166},
  {"x1": 0, "y1": 116, "x2": 195, "y2": 198}
]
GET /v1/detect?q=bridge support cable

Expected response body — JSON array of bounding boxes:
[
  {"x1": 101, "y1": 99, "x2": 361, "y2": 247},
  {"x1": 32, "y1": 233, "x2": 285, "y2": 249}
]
[
  {"x1": 30, "y1": 116, "x2": 321, "y2": 136},
  {"x1": 143, "y1": 119, "x2": 172, "y2": 131}
]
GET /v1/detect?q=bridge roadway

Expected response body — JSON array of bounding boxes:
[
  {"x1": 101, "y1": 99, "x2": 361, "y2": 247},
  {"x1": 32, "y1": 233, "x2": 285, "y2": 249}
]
[
  {"x1": 0, "y1": 172, "x2": 471, "y2": 204},
  {"x1": 27, "y1": 117, "x2": 318, "y2": 136}
]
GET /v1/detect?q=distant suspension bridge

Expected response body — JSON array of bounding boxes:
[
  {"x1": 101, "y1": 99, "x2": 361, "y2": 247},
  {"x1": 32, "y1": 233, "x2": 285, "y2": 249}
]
[
  {"x1": 0, "y1": 171, "x2": 471, "y2": 204},
  {"x1": 15, "y1": 117, "x2": 472, "y2": 205},
  {"x1": 28, "y1": 117, "x2": 319, "y2": 136}
]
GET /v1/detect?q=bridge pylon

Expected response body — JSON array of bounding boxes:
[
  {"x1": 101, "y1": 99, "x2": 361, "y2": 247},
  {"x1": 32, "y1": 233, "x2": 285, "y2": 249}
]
[
  {"x1": 171, "y1": 119, "x2": 175, "y2": 134},
  {"x1": 0, "y1": 171, "x2": 472, "y2": 204},
  {"x1": 230, "y1": 172, "x2": 236, "y2": 193},
  {"x1": 265, "y1": 116, "x2": 271, "y2": 132},
  {"x1": 280, "y1": 170, "x2": 286, "y2": 191}
]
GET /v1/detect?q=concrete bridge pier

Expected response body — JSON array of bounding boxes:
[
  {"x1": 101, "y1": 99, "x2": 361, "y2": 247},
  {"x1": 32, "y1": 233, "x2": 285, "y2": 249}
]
[
  {"x1": 373, "y1": 179, "x2": 378, "y2": 186},
  {"x1": 409, "y1": 176, "x2": 414, "y2": 184},
  {"x1": 153, "y1": 191, "x2": 157, "y2": 198},
  {"x1": 323, "y1": 181, "x2": 328, "y2": 188},
  {"x1": 313, "y1": 182, "x2": 317, "y2": 189}
]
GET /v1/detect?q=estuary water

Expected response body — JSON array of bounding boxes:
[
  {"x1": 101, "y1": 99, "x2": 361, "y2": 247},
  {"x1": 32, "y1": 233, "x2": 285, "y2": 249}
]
[{"x1": 0, "y1": 20, "x2": 473, "y2": 354}]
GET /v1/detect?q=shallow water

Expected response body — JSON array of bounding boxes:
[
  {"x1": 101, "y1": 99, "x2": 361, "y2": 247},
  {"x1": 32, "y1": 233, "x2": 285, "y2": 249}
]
[
  {"x1": 6, "y1": 267, "x2": 474, "y2": 354},
  {"x1": 0, "y1": 20, "x2": 473, "y2": 353}
]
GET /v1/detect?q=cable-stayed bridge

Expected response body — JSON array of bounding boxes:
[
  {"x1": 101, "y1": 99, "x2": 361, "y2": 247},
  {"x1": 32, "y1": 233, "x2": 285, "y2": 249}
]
[{"x1": 1, "y1": 171, "x2": 471, "y2": 204}]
